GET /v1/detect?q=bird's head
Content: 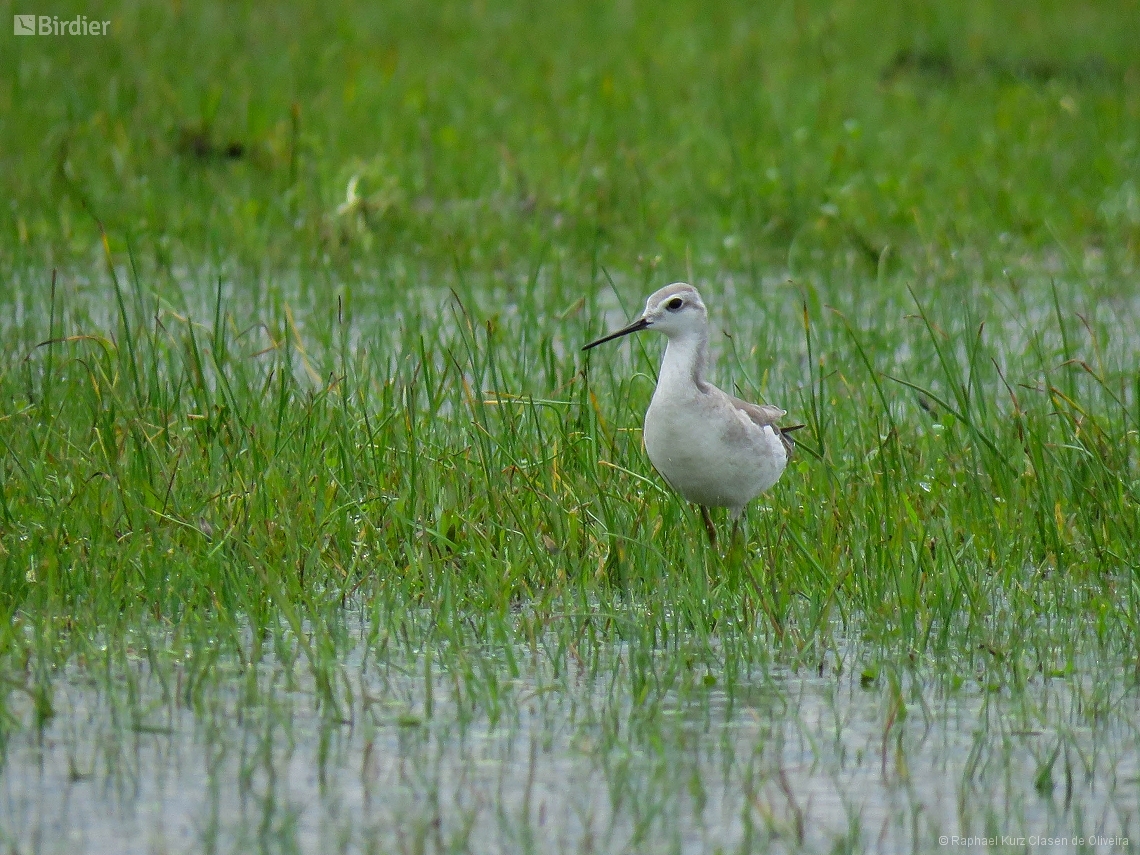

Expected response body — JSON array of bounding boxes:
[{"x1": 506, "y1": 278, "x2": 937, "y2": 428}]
[{"x1": 583, "y1": 283, "x2": 707, "y2": 350}]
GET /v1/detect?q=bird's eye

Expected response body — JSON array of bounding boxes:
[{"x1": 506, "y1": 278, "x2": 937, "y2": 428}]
[{"x1": 666, "y1": 297, "x2": 684, "y2": 311}]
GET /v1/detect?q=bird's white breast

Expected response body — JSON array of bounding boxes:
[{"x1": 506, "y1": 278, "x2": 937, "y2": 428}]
[{"x1": 643, "y1": 381, "x2": 788, "y2": 514}]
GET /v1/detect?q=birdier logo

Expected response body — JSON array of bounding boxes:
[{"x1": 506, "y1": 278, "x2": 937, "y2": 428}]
[{"x1": 14, "y1": 14, "x2": 110, "y2": 35}]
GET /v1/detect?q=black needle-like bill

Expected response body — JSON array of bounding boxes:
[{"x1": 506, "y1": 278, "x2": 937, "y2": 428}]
[{"x1": 582, "y1": 317, "x2": 649, "y2": 351}]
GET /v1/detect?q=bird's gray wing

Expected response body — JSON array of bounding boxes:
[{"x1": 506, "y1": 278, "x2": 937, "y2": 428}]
[
  {"x1": 730, "y1": 396, "x2": 802, "y2": 456},
  {"x1": 728, "y1": 397, "x2": 786, "y2": 428}
]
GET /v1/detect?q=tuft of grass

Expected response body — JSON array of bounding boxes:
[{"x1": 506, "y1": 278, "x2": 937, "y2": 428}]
[{"x1": 2, "y1": 245, "x2": 1137, "y2": 698}]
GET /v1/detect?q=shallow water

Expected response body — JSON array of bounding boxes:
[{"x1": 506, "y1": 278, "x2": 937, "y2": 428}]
[{"x1": 2, "y1": 629, "x2": 1137, "y2": 855}]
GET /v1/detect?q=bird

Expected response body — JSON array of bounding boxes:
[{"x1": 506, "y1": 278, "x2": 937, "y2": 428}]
[{"x1": 582, "y1": 282, "x2": 800, "y2": 545}]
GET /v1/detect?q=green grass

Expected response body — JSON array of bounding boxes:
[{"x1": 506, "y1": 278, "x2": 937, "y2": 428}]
[{"x1": 2, "y1": 0, "x2": 1140, "y2": 851}]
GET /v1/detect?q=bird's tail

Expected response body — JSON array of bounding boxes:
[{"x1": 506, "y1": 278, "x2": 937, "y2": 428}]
[{"x1": 778, "y1": 424, "x2": 806, "y2": 457}]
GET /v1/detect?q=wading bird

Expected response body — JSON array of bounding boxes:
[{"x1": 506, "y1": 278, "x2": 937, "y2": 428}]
[{"x1": 583, "y1": 283, "x2": 800, "y2": 545}]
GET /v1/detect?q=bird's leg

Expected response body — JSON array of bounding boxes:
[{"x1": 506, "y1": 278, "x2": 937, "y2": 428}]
[
  {"x1": 700, "y1": 506, "x2": 717, "y2": 548},
  {"x1": 724, "y1": 513, "x2": 747, "y2": 564}
]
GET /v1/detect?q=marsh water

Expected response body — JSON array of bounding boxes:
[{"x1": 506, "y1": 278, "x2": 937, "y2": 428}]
[{"x1": 2, "y1": 618, "x2": 1136, "y2": 854}]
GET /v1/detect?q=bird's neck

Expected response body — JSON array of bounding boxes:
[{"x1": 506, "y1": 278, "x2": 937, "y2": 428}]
[{"x1": 657, "y1": 329, "x2": 709, "y2": 394}]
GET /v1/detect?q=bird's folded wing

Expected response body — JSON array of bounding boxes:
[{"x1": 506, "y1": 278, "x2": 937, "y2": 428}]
[{"x1": 729, "y1": 397, "x2": 787, "y2": 429}]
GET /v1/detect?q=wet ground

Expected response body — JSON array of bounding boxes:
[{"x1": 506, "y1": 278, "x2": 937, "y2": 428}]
[{"x1": 2, "y1": 629, "x2": 1136, "y2": 854}]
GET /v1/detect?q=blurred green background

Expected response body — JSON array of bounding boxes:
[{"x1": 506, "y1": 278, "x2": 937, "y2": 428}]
[{"x1": 3, "y1": 0, "x2": 1138, "y2": 286}]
